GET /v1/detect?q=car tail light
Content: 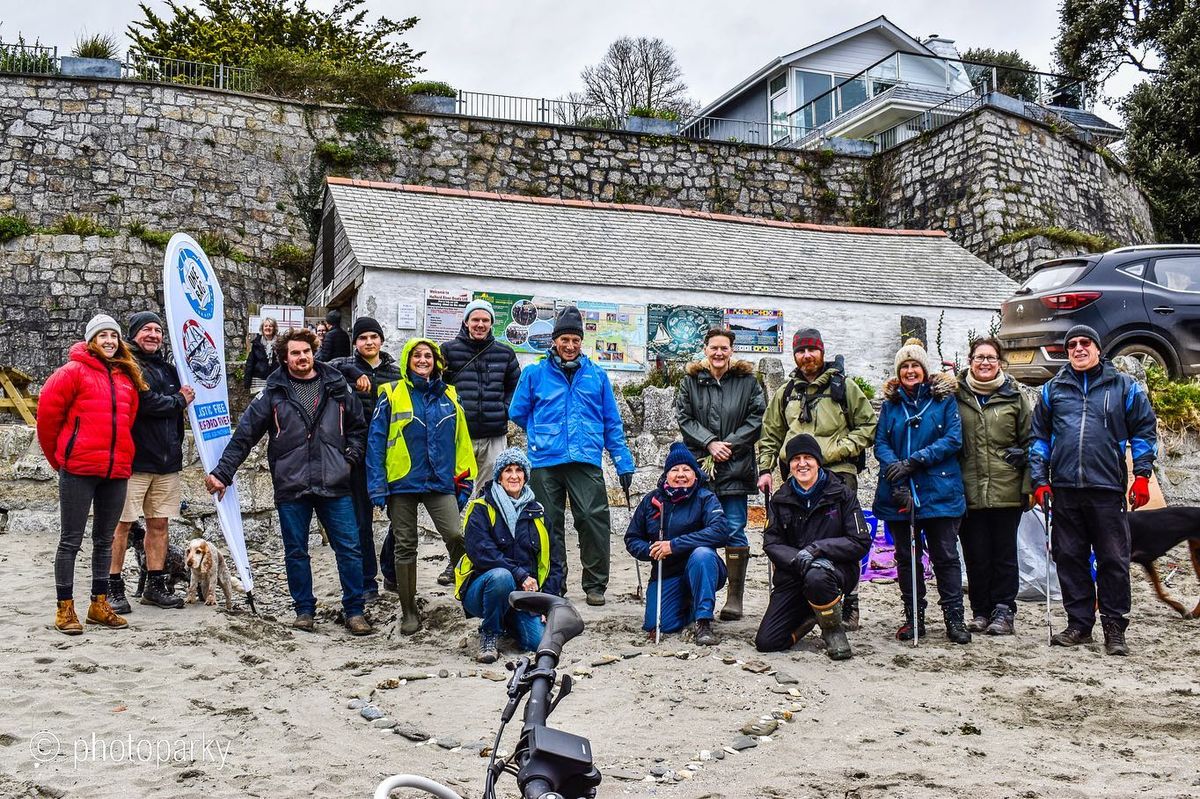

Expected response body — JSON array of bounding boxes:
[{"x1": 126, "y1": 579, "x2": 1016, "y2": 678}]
[
  {"x1": 1040, "y1": 291, "x2": 1102, "y2": 311},
  {"x1": 1044, "y1": 344, "x2": 1066, "y2": 359}
]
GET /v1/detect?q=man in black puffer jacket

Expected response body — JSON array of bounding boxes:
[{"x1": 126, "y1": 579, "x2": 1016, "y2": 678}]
[
  {"x1": 316, "y1": 309, "x2": 352, "y2": 362},
  {"x1": 440, "y1": 299, "x2": 521, "y2": 501}
]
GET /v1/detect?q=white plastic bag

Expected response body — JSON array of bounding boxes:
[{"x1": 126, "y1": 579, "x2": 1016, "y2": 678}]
[{"x1": 1017, "y1": 508, "x2": 1062, "y2": 601}]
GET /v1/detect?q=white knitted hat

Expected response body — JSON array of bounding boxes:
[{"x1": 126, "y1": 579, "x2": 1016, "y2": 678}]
[
  {"x1": 893, "y1": 337, "x2": 930, "y2": 377},
  {"x1": 85, "y1": 313, "x2": 120, "y2": 342}
]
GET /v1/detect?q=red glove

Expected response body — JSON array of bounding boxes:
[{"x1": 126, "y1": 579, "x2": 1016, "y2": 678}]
[
  {"x1": 1033, "y1": 485, "x2": 1052, "y2": 509},
  {"x1": 1128, "y1": 476, "x2": 1150, "y2": 509}
]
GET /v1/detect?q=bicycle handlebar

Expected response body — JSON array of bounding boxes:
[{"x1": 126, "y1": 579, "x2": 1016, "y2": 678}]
[{"x1": 508, "y1": 591, "x2": 583, "y2": 661}]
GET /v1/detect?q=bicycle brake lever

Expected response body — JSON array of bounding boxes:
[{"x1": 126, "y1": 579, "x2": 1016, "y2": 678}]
[
  {"x1": 547, "y1": 673, "x2": 573, "y2": 716},
  {"x1": 501, "y1": 658, "x2": 530, "y2": 723}
]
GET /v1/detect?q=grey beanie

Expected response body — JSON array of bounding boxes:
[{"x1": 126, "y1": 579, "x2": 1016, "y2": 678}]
[
  {"x1": 492, "y1": 447, "x2": 532, "y2": 482},
  {"x1": 553, "y1": 306, "x2": 584, "y2": 339},
  {"x1": 1064, "y1": 324, "x2": 1102, "y2": 352},
  {"x1": 85, "y1": 313, "x2": 121, "y2": 342}
]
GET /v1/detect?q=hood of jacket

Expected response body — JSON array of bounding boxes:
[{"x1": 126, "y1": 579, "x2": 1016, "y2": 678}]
[
  {"x1": 68, "y1": 340, "x2": 110, "y2": 373},
  {"x1": 883, "y1": 370, "x2": 958, "y2": 403},
  {"x1": 399, "y1": 337, "x2": 448, "y2": 384},
  {"x1": 685, "y1": 358, "x2": 756, "y2": 379}
]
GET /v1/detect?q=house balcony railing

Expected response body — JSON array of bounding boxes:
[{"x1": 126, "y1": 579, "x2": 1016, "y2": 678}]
[
  {"x1": 0, "y1": 41, "x2": 58, "y2": 75},
  {"x1": 453, "y1": 90, "x2": 619, "y2": 128}
]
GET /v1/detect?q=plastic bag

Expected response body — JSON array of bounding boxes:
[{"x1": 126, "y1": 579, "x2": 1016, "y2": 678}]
[{"x1": 1017, "y1": 508, "x2": 1062, "y2": 601}]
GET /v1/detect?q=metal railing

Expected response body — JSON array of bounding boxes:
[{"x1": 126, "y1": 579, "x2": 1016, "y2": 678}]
[
  {"x1": 870, "y1": 86, "x2": 986, "y2": 151},
  {"x1": 677, "y1": 116, "x2": 807, "y2": 147},
  {"x1": 0, "y1": 41, "x2": 58, "y2": 75},
  {"x1": 455, "y1": 90, "x2": 619, "y2": 128},
  {"x1": 123, "y1": 54, "x2": 258, "y2": 92}
]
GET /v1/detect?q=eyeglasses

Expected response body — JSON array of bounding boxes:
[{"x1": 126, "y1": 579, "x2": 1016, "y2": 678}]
[
  {"x1": 971, "y1": 355, "x2": 999, "y2": 363},
  {"x1": 1066, "y1": 339, "x2": 1094, "y2": 351}
]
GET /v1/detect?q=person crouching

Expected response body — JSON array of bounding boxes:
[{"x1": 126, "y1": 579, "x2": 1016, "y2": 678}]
[
  {"x1": 754, "y1": 435, "x2": 870, "y2": 659},
  {"x1": 457, "y1": 447, "x2": 565, "y2": 663},
  {"x1": 625, "y1": 442, "x2": 731, "y2": 646}
]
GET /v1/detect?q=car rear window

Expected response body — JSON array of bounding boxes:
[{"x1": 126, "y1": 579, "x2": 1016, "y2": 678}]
[{"x1": 1020, "y1": 261, "x2": 1091, "y2": 293}]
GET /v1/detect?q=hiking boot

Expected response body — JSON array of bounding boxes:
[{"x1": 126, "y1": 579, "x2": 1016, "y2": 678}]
[
  {"x1": 1050, "y1": 627, "x2": 1093, "y2": 647},
  {"x1": 292, "y1": 613, "x2": 315, "y2": 632},
  {"x1": 811, "y1": 596, "x2": 852, "y2": 661},
  {"x1": 790, "y1": 617, "x2": 818, "y2": 645},
  {"x1": 55, "y1": 599, "x2": 83, "y2": 635},
  {"x1": 397, "y1": 560, "x2": 422, "y2": 634},
  {"x1": 363, "y1": 587, "x2": 380, "y2": 604},
  {"x1": 585, "y1": 591, "x2": 606, "y2": 607},
  {"x1": 436, "y1": 561, "x2": 455, "y2": 586},
  {"x1": 86, "y1": 595, "x2": 129, "y2": 629},
  {"x1": 694, "y1": 619, "x2": 719, "y2": 646},
  {"x1": 140, "y1": 575, "x2": 184, "y2": 609},
  {"x1": 107, "y1": 574, "x2": 132, "y2": 615},
  {"x1": 985, "y1": 606, "x2": 1015, "y2": 636},
  {"x1": 843, "y1": 593, "x2": 861, "y2": 632},
  {"x1": 383, "y1": 578, "x2": 397, "y2": 594},
  {"x1": 718, "y1": 547, "x2": 749, "y2": 621},
  {"x1": 1102, "y1": 619, "x2": 1129, "y2": 656},
  {"x1": 477, "y1": 630, "x2": 499, "y2": 663},
  {"x1": 943, "y1": 605, "x2": 972, "y2": 645},
  {"x1": 896, "y1": 606, "x2": 927, "y2": 641},
  {"x1": 346, "y1": 615, "x2": 374, "y2": 636},
  {"x1": 966, "y1": 614, "x2": 989, "y2": 633}
]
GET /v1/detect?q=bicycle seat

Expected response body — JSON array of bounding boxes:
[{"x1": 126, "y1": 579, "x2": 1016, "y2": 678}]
[{"x1": 508, "y1": 591, "x2": 584, "y2": 658}]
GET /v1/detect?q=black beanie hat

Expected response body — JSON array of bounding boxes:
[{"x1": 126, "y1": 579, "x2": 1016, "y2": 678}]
[
  {"x1": 128, "y1": 311, "x2": 164, "y2": 340},
  {"x1": 351, "y1": 316, "x2": 384, "y2": 342},
  {"x1": 783, "y1": 434, "x2": 824, "y2": 467},
  {"x1": 553, "y1": 306, "x2": 584, "y2": 339},
  {"x1": 1064, "y1": 324, "x2": 1102, "y2": 353}
]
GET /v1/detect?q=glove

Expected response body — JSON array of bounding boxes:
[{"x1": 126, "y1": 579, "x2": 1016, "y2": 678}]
[
  {"x1": 1001, "y1": 447, "x2": 1026, "y2": 468},
  {"x1": 1033, "y1": 485, "x2": 1052, "y2": 509},
  {"x1": 790, "y1": 547, "x2": 814, "y2": 575},
  {"x1": 885, "y1": 459, "x2": 916, "y2": 484},
  {"x1": 456, "y1": 487, "x2": 472, "y2": 512},
  {"x1": 891, "y1": 487, "x2": 912, "y2": 512},
  {"x1": 619, "y1": 472, "x2": 633, "y2": 493},
  {"x1": 1128, "y1": 476, "x2": 1150, "y2": 509}
]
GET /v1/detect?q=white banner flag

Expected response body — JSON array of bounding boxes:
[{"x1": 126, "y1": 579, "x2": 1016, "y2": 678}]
[{"x1": 162, "y1": 234, "x2": 254, "y2": 598}]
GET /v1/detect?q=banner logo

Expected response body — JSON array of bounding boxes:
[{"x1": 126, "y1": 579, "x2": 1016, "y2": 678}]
[
  {"x1": 177, "y1": 248, "x2": 215, "y2": 319},
  {"x1": 181, "y1": 319, "x2": 222, "y2": 389}
]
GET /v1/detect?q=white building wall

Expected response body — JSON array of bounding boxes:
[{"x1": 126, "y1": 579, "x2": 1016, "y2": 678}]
[{"x1": 353, "y1": 268, "x2": 1001, "y2": 390}]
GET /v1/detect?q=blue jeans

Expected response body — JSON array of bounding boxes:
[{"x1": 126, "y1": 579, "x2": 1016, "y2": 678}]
[
  {"x1": 277, "y1": 495, "x2": 365, "y2": 617},
  {"x1": 643, "y1": 547, "x2": 726, "y2": 633},
  {"x1": 462, "y1": 567, "x2": 546, "y2": 651},
  {"x1": 719, "y1": 495, "x2": 750, "y2": 548}
]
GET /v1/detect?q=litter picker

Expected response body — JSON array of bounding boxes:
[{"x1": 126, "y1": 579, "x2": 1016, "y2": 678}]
[
  {"x1": 1039, "y1": 495, "x2": 1054, "y2": 645},
  {"x1": 624, "y1": 483, "x2": 643, "y2": 601},
  {"x1": 763, "y1": 485, "x2": 774, "y2": 595},
  {"x1": 907, "y1": 479, "x2": 920, "y2": 649},
  {"x1": 651, "y1": 495, "x2": 665, "y2": 644}
]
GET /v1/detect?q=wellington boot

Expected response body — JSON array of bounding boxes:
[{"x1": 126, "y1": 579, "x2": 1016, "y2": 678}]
[
  {"x1": 55, "y1": 599, "x2": 83, "y2": 635},
  {"x1": 396, "y1": 560, "x2": 422, "y2": 635},
  {"x1": 810, "y1": 596, "x2": 852, "y2": 660},
  {"x1": 86, "y1": 595, "x2": 129, "y2": 629},
  {"x1": 718, "y1": 547, "x2": 750, "y2": 621},
  {"x1": 843, "y1": 593, "x2": 861, "y2": 631}
]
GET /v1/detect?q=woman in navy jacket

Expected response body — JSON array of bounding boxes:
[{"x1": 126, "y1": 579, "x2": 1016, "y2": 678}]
[
  {"x1": 873, "y1": 338, "x2": 970, "y2": 645},
  {"x1": 625, "y1": 442, "x2": 731, "y2": 646}
]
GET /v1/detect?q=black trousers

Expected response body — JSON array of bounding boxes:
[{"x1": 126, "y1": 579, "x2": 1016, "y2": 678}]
[
  {"x1": 890, "y1": 516, "x2": 963, "y2": 610},
  {"x1": 755, "y1": 564, "x2": 846, "y2": 652},
  {"x1": 959, "y1": 507, "x2": 1022, "y2": 617},
  {"x1": 1051, "y1": 488, "x2": 1130, "y2": 633},
  {"x1": 56, "y1": 471, "x2": 127, "y2": 601},
  {"x1": 349, "y1": 461, "x2": 389, "y2": 588}
]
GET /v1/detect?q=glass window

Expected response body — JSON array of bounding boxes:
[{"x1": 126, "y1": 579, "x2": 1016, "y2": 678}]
[
  {"x1": 768, "y1": 73, "x2": 786, "y2": 95},
  {"x1": 1151, "y1": 256, "x2": 1200, "y2": 292},
  {"x1": 1021, "y1": 261, "x2": 1091, "y2": 293},
  {"x1": 837, "y1": 77, "x2": 868, "y2": 114},
  {"x1": 1117, "y1": 261, "x2": 1146, "y2": 278},
  {"x1": 794, "y1": 69, "x2": 833, "y2": 129}
]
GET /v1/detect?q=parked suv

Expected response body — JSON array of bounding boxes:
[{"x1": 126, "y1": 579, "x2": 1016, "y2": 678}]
[{"x1": 999, "y1": 245, "x2": 1200, "y2": 384}]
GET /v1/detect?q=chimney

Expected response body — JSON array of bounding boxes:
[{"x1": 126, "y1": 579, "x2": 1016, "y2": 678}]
[{"x1": 922, "y1": 35, "x2": 961, "y2": 61}]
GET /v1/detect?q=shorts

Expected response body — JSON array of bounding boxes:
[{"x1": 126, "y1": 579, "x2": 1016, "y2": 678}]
[{"x1": 119, "y1": 471, "x2": 183, "y2": 522}]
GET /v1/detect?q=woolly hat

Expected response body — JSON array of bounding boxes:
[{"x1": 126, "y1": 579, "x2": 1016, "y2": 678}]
[
  {"x1": 351, "y1": 316, "x2": 384, "y2": 341},
  {"x1": 1064, "y1": 324, "x2": 1102, "y2": 352},
  {"x1": 553, "y1": 305, "x2": 584, "y2": 339},
  {"x1": 792, "y1": 327, "x2": 824, "y2": 353},
  {"x1": 663, "y1": 441, "x2": 703, "y2": 476},
  {"x1": 784, "y1": 433, "x2": 824, "y2": 468},
  {"x1": 893, "y1": 337, "x2": 931, "y2": 378},
  {"x1": 85, "y1": 313, "x2": 121, "y2": 342},
  {"x1": 462, "y1": 299, "x2": 495, "y2": 323},
  {"x1": 492, "y1": 447, "x2": 532, "y2": 482},
  {"x1": 127, "y1": 311, "x2": 164, "y2": 340}
]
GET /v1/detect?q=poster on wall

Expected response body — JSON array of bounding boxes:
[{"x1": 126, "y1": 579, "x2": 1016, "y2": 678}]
[
  {"x1": 424, "y1": 288, "x2": 471, "y2": 343},
  {"x1": 724, "y1": 308, "x2": 785, "y2": 353},
  {"x1": 579, "y1": 301, "x2": 647, "y2": 371},
  {"x1": 647, "y1": 303, "x2": 724, "y2": 361},
  {"x1": 475, "y1": 291, "x2": 572, "y2": 354}
]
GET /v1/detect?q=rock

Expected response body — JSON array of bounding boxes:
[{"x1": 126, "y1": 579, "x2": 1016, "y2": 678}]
[
  {"x1": 621, "y1": 650, "x2": 642, "y2": 659},
  {"x1": 397, "y1": 670, "x2": 432, "y2": 681},
  {"x1": 360, "y1": 706, "x2": 384, "y2": 721},
  {"x1": 729, "y1": 735, "x2": 758, "y2": 751},
  {"x1": 676, "y1": 769, "x2": 693, "y2": 780},
  {"x1": 773, "y1": 670, "x2": 799, "y2": 685},
  {"x1": 741, "y1": 719, "x2": 778, "y2": 737},
  {"x1": 714, "y1": 748, "x2": 725, "y2": 760},
  {"x1": 394, "y1": 724, "x2": 430, "y2": 742},
  {"x1": 370, "y1": 718, "x2": 395, "y2": 729},
  {"x1": 772, "y1": 710, "x2": 794, "y2": 721},
  {"x1": 572, "y1": 666, "x2": 593, "y2": 678},
  {"x1": 481, "y1": 670, "x2": 508, "y2": 681},
  {"x1": 675, "y1": 650, "x2": 691, "y2": 660},
  {"x1": 438, "y1": 668, "x2": 450, "y2": 678},
  {"x1": 741, "y1": 660, "x2": 772, "y2": 674},
  {"x1": 698, "y1": 750, "x2": 713, "y2": 761},
  {"x1": 347, "y1": 699, "x2": 367, "y2": 709},
  {"x1": 436, "y1": 737, "x2": 461, "y2": 750},
  {"x1": 649, "y1": 765, "x2": 669, "y2": 777},
  {"x1": 590, "y1": 654, "x2": 621, "y2": 667},
  {"x1": 607, "y1": 769, "x2": 646, "y2": 782},
  {"x1": 960, "y1": 722, "x2": 982, "y2": 735},
  {"x1": 641, "y1": 387, "x2": 677, "y2": 434},
  {"x1": 377, "y1": 679, "x2": 400, "y2": 690},
  {"x1": 721, "y1": 656, "x2": 739, "y2": 665},
  {"x1": 461, "y1": 741, "x2": 487, "y2": 753},
  {"x1": 769, "y1": 684, "x2": 793, "y2": 694}
]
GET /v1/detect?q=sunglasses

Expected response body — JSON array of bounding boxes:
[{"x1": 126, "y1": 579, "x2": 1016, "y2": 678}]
[{"x1": 1066, "y1": 338, "x2": 1095, "y2": 351}]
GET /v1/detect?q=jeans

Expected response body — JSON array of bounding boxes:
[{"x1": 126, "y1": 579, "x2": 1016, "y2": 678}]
[
  {"x1": 890, "y1": 517, "x2": 964, "y2": 610},
  {"x1": 959, "y1": 506, "x2": 1022, "y2": 617},
  {"x1": 642, "y1": 547, "x2": 726, "y2": 633},
  {"x1": 348, "y1": 461, "x2": 382, "y2": 590},
  {"x1": 755, "y1": 562, "x2": 845, "y2": 652},
  {"x1": 1052, "y1": 488, "x2": 1130, "y2": 633},
  {"x1": 718, "y1": 494, "x2": 750, "y2": 548},
  {"x1": 56, "y1": 471, "x2": 127, "y2": 601},
  {"x1": 461, "y1": 567, "x2": 545, "y2": 651},
  {"x1": 277, "y1": 495, "x2": 365, "y2": 617}
]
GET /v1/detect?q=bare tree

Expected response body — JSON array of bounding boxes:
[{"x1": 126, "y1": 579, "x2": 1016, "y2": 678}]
[{"x1": 579, "y1": 37, "x2": 693, "y2": 122}]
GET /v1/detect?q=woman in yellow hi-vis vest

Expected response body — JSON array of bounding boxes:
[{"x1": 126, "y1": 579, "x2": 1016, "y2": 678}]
[
  {"x1": 367, "y1": 338, "x2": 476, "y2": 634},
  {"x1": 455, "y1": 447, "x2": 565, "y2": 663}
]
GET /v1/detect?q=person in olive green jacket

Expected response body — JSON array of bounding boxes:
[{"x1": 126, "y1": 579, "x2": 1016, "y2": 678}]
[
  {"x1": 756, "y1": 328, "x2": 877, "y2": 628},
  {"x1": 955, "y1": 337, "x2": 1033, "y2": 636}
]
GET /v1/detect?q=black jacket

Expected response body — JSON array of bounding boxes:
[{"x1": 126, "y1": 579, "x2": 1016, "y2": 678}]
[
  {"x1": 316, "y1": 325, "x2": 351, "y2": 362},
  {"x1": 243, "y1": 334, "x2": 277, "y2": 387},
  {"x1": 212, "y1": 362, "x2": 366, "y2": 503},
  {"x1": 763, "y1": 473, "x2": 870, "y2": 592},
  {"x1": 328, "y1": 350, "x2": 402, "y2": 421},
  {"x1": 440, "y1": 326, "x2": 521, "y2": 439},
  {"x1": 130, "y1": 345, "x2": 186, "y2": 474},
  {"x1": 675, "y1": 359, "x2": 765, "y2": 495}
]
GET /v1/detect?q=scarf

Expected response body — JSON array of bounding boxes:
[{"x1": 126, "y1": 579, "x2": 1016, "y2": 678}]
[
  {"x1": 490, "y1": 481, "x2": 536, "y2": 538},
  {"x1": 662, "y1": 483, "x2": 698, "y2": 504},
  {"x1": 966, "y1": 370, "x2": 1005, "y2": 396},
  {"x1": 789, "y1": 470, "x2": 828, "y2": 511}
]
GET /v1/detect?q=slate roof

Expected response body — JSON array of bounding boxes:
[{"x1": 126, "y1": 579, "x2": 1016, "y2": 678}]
[
  {"x1": 326, "y1": 178, "x2": 1017, "y2": 311},
  {"x1": 1045, "y1": 105, "x2": 1123, "y2": 136}
]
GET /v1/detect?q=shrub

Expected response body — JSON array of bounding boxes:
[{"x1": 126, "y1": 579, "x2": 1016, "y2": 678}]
[
  {"x1": 197, "y1": 232, "x2": 249, "y2": 263},
  {"x1": 268, "y1": 242, "x2": 313, "y2": 273},
  {"x1": 126, "y1": 220, "x2": 172, "y2": 247},
  {"x1": 621, "y1": 363, "x2": 687, "y2": 398},
  {"x1": 995, "y1": 225, "x2": 1119, "y2": 253},
  {"x1": 45, "y1": 214, "x2": 117, "y2": 237},
  {"x1": 627, "y1": 106, "x2": 680, "y2": 121},
  {"x1": 406, "y1": 80, "x2": 456, "y2": 98},
  {"x1": 248, "y1": 47, "x2": 413, "y2": 109},
  {"x1": 72, "y1": 33, "x2": 121, "y2": 60},
  {"x1": 0, "y1": 34, "x2": 58, "y2": 74},
  {"x1": 0, "y1": 215, "x2": 33, "y2": 242},
  {"x1": 1145, "y1": 365, "x2": 1200, "y2": 434},
  {"x1": 852, "y1": 375, "x2": 876, "y2": 400}
]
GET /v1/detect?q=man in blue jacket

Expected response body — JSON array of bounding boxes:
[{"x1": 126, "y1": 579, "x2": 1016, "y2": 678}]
[
  {"x1": 509, "y1": 306, "x2": 635, "y2": 606},
  {"x1": 1031, "y1": 324, "x2": 1158, "y2": 656}
]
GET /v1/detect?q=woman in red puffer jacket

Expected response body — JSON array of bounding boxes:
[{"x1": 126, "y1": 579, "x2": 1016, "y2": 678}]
[{"x1": 37, "y1": 313, "x2": 146, "y2": 635}]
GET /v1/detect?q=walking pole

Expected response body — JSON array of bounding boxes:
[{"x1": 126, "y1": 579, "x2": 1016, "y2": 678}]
[
  {"x1": 907, "y1": 480, "x2": 920, "y2": 649},
  {"x1": 624, "y1": 484, "x2": 643, "y2": 601},
  {"x1": 1040, "y1": 495, "x2": 1054, "y2": 646},
  {"x1": 763, "y1": 485, "x2": 774, "y2": 596},
  {"x1": 651, "y1": 496, "x2": 665, "y2": 644}
]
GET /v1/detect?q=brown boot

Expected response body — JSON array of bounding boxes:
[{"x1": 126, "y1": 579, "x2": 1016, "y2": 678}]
[
  {"x1": 55, "y1": 599, "x2": 83, "y2": 635},
  {"x1": 719, "y1": 546, "x2": 750, "y2": 621},
  {"x1": 86, "y1": 595, "x2": 129, "y2": 629}
]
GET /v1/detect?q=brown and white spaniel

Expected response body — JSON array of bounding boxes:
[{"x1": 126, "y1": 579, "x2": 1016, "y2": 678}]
[{"x1": 185, "y1": 538, "x2": 235, "y2": 610}]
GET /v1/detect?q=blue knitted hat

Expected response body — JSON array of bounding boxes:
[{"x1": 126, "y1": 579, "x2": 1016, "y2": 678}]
[
  {"x1": 663, "y1": 442, "x2": 702, "y2": 476},
  {"x1": 493, "y1": 447, "x2": 532, "y2": 482}
]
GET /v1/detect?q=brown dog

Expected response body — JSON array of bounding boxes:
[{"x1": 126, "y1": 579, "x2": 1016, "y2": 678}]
[
  {"x1": 1128, "y1": 507, "x2": 1200, "y2": 619},
  {"x1": 185, "y1": 539, "x2": 235, "y2": 611}
]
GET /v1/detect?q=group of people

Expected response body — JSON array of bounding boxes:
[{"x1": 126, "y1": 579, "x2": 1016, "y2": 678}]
[{"x1": 39, "y1": 301, "x2": 1157, "y2": 662}]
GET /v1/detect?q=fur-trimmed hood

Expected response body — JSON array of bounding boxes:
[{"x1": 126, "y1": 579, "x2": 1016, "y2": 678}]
[
  {"x1": 882, "y1": 370, "x2": 958, "y2": 402},
  {"x1": 686, "y1": 358, "x2": 756, "y2": 378}
]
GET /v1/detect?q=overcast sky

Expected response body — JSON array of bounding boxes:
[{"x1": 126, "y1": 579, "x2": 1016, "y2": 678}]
[{"x1": 4, "y1": 1, "x2": 1145, "y2": 121}]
